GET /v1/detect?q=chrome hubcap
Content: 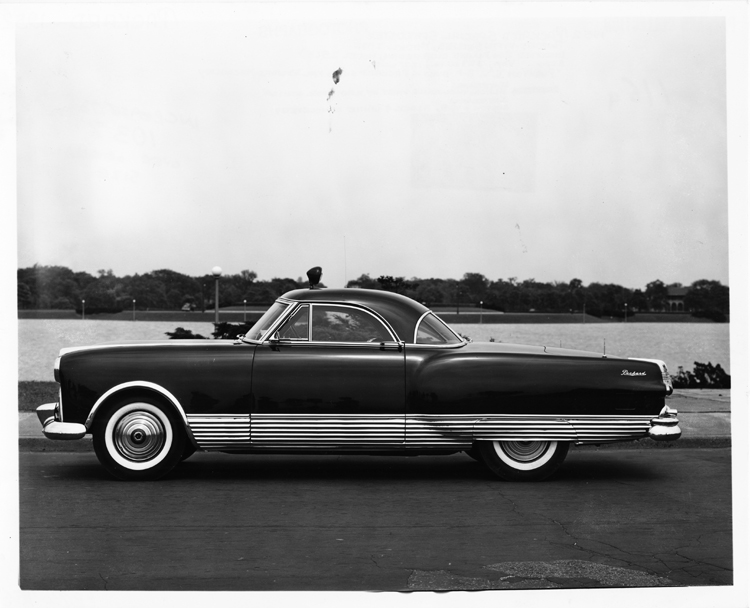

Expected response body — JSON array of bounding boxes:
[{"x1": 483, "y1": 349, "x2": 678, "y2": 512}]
[
  {"x1": 500, "y1": 441, "x2": 549, "y2": 463},
  {"x1": 113, "y1": 411, "x2": 166, "y2": 462}
]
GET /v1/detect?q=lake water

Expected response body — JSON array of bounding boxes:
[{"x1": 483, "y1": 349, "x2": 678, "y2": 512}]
[{"x1": 18, "y1": 319, "x2": 730, "y2": 382}]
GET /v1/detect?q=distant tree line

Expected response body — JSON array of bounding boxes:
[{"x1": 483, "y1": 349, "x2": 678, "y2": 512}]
[
  {"x1": 346, "y1": 273, "x2": 729, "y2": 321},
  {"x1": 16, "y1": 265, "x2": 315, "y2": 314},
  {"x1": 17, "y1": 265, "x2": 729, "y2": 321}
]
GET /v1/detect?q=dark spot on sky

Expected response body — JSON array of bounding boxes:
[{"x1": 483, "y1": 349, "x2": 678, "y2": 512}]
[{"x1": 332, "y1": 68, "x2": 342, "y2": 84}]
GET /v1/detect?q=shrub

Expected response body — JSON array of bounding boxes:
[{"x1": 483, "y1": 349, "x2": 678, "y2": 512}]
[
  {"x1": 671, "y1": 362, "x2": 730, "y2": 389},
  {"x1": 165, "y1": 327, "x2": 207, "y2": 340}
]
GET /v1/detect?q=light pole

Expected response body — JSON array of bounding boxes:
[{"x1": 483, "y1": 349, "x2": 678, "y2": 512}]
[
  {"x1": 480, "y1": 301, "x2": 483, "y2": 324},
  {"x1": 212, "y1": 266, "x2": 222, "y2": 324},
  {"x1": 81, "y1": 299, "x2": 85, "y2": 321},
  {"x1": 624, "y1": 303, "x2": 628, "y2": 323},
  {"x1": 132, "y1": 299, "x2": 136, "y2": 321},
  {"x1": 243, "y1": 299, "x2": 247, "y2": 323}
]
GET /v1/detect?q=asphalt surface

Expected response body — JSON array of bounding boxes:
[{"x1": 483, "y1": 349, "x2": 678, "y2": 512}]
[{"x1": 18, "y1": 447, "x2": 733, "y2": 591}]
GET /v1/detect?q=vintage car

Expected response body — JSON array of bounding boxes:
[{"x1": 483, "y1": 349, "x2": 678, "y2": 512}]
[{"x1": 37, "y1": 278, "x2": 680, "y2": 481}]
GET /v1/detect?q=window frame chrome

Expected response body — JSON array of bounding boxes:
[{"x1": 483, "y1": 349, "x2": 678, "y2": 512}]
[
  {"x1": 255, "y1": 299, "x2": 401, "y2": 346},
  {"x1": 413, "y1": 310, "x2": 465, "y2": 346},
  {"x1": 241, "y1": 300, "x2": 294, "y2": 344}
]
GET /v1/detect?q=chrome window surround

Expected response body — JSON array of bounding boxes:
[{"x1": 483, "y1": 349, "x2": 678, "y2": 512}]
[
  {"x1": 241, "y1": 300, "x2": 291, "y2": 343},
  {"x1": 413, "y1": 311, "x2": 465, "y2": 346},
  {"x1": 277, "y1": 303, "x2": 311, "y2": 341},
  {"x1": 254, "y1": 299, "x2": 401, "y2": 346}
]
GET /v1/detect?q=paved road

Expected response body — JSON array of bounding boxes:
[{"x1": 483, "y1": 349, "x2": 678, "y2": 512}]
[{"x1": 19, "y1": 447, "x2": 732, "y2": 591}]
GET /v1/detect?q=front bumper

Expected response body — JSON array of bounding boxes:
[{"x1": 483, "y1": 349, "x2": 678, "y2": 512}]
[
  {"x1": 36, "y1": 403, "x2": 87, "y2": 440},
  {"x1": 649, "y1": 405, "x2": 681, "y2": 441}
]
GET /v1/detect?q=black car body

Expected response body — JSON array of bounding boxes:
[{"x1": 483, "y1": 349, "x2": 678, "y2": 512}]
[{"x1": 37, "y1": 288, "x2": 680, "y2": 480}]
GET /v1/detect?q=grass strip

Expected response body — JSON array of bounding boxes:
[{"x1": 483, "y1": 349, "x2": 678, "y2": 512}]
[{"x1": 19, "y1": 381, "x2": 58, "y2": 412}]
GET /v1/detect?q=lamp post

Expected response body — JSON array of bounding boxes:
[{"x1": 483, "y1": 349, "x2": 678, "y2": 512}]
[
  {"x1": 624, "y1": 303, "x2": 628, "y2": 323},
  {"x1": 132, "y1": 299, "x2": 136, "y2": 321},
  {"x1": 243, "y1": 299, "x2": 247, "y2": 323},
  {"x1": 480, "y1": 301, "x2": 483, "y2": 324},
  {"x1": 212, "y1": 266, "x2": 222, "y2": 324},
  {"x1": 81, "y1": 299, "x2": 85, "y2": 321}
]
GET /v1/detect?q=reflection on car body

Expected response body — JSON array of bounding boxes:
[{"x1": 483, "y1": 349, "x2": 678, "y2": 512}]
[{"x1": 37, "y1": 273, "x2": 680, "y2": 481}]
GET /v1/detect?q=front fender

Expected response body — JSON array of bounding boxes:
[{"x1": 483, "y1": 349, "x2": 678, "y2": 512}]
[{"x1": 85, "y1": 381, "x2": 198, "y2": 448}]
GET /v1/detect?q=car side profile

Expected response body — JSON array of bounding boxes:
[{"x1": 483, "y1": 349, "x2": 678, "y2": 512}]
[{"x1": 37, "y1": 279, "x2": 680, "y2": 481}]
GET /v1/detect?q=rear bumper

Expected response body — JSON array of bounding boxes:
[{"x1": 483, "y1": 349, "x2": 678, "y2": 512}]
[
  {"x1": 649, "y1": 405, "x2": 681, "y2": 441},
  {"x1": 36, "y1": 403, "x2": 87, "y2": 440}
]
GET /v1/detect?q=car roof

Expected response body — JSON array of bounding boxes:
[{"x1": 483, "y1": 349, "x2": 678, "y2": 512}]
[{"x1": 279, "y1": 288, "x2": 430, "y2": 342}]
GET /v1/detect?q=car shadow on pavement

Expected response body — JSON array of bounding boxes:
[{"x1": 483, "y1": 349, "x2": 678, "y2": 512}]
[{"x1": 154, "y1": 449, "x2": 663, "y2": 484}]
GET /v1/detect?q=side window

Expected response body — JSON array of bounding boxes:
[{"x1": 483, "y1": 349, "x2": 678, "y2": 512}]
[
  {"x1": 277, "y1": 305, "x2": 309, "y2": 340},
  {"x1": 311, "y1": 305, "x2": 392, "y2": 343}
]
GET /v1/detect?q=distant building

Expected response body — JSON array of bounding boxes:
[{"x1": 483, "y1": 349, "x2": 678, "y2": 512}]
[{"x1": 666, "y1": 286, "x2": 689, "y2": 312}]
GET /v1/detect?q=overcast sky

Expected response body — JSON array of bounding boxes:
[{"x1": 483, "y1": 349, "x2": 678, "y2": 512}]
[{"x1": 14, "y1": 8, "x2": 734, "y2": 289}]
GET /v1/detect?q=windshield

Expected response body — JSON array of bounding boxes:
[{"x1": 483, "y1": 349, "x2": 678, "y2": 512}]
[{"x1": 242, "y1": 301, "x2": 289, "y2": 342}]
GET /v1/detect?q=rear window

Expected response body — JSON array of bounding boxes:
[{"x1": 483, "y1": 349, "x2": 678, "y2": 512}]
[{"x1": 415, "y1": 313, "x2": 463, "y2": 345}]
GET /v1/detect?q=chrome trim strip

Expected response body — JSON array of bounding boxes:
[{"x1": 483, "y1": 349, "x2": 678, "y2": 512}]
[
  {"x1": 268, "y1": 341, "x2": 403, "y2": 350},
  {"x1": 252, "y1": 413, "x2": 405, "y2": 447},
  {"x1": 413, "y1": 311, "x2": 432, "y2": 344},
  {"x1": 406, "y1": 342, "x2": 466, "y2": 350},
  {"x1": 176, "y1": 411, "x2": 671, "y2": 452},
  {"x1": 59, "y1": 341, "x2": 234, "y2": 356},
  {"x1": 187, "y1": 414, "x2": 251, "y2": 448},
  {"x1": 85, "y1": 381, "x2": 197, "y2": 446}
]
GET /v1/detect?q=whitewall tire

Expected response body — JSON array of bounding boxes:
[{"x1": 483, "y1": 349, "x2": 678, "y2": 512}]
[
  {"x1": 93, "y1": 396, "x2": 186, "y2": 481},
  {"x1": 477, "y1": 440, "x2": 569, "y2": 481}
]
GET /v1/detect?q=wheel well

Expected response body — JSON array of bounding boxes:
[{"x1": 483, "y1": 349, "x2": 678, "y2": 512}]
[{"x1": 87, "y1": 385, "x2": 197, "y2": 447}]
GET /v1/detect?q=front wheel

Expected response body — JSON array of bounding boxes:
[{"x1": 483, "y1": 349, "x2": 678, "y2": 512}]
[
  {"x1": 93, "y1": 396, "x2": 186, "y2": 481},
  {"x1": 477, "y1": 440, "x2": 569, "y2": 481}
]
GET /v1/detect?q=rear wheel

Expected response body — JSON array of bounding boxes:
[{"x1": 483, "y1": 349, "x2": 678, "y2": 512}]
[
  {"x1": 92, "y1": 396, "x2": 186, "y2": 481},
  {"x1": 477, "y1": 440, "x2": 569, "y2": 481}
]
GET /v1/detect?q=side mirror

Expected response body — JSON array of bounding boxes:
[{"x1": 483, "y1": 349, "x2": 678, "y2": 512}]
[{"x1": 267, "y1": 331, "x2": 280, "y2": 344}]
